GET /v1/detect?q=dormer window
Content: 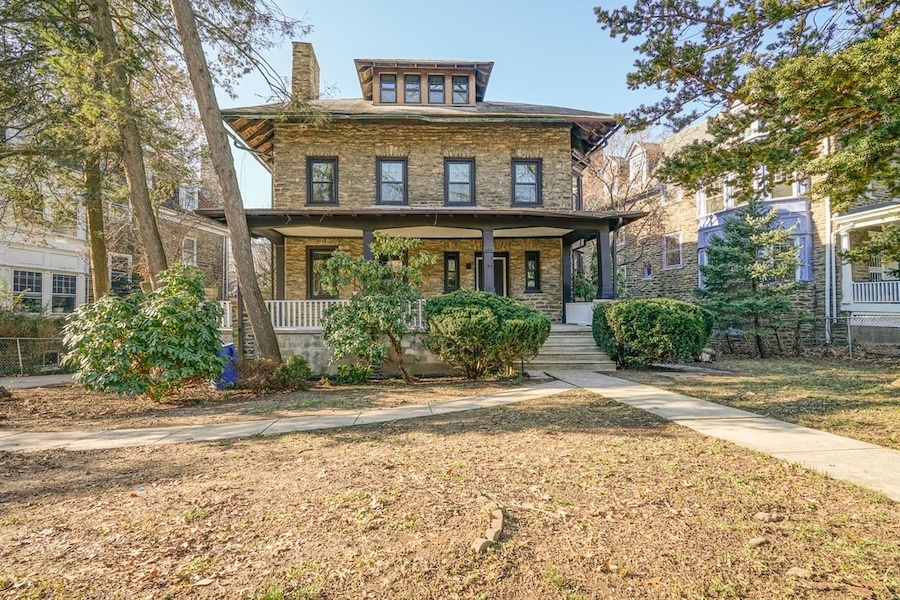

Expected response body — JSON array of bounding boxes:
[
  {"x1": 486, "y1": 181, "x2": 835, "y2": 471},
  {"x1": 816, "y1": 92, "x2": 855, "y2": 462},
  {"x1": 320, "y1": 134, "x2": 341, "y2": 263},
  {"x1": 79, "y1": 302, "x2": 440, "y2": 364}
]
[
  {"x1": 404, "y1": 75, "x2": 421, "y2": 103},
  {"x1": 379, "y1": 74, "x2": 397, "y2": 103},
  {"x1": 428, "y1": 75, "x2": 445, "y2": 104},
  {"x1": 452, "y1": 76, "x2": 469, "y2": 104}
]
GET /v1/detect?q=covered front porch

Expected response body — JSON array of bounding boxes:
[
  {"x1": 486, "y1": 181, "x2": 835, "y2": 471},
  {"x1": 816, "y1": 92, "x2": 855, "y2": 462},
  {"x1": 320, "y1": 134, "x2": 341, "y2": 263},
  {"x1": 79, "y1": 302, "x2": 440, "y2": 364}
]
[{"x1": 835, "y1": 204, "x2": 900, "y2": 314}]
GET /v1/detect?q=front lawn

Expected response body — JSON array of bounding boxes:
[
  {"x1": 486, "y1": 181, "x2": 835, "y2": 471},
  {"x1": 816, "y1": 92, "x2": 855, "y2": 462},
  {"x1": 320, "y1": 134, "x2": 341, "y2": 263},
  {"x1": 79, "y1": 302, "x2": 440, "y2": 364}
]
[
  {"x1": 1, "y1": 389, "x2": 897, "y2": 598},
  {"x1": 615, "y1": 358, "x2": 900, "y2": 450}
]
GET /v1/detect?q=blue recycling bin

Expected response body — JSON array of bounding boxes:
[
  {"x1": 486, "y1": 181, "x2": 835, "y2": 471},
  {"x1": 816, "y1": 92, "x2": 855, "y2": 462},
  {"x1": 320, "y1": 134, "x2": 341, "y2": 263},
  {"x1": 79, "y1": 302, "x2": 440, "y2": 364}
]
[{"x1": 212, "y1": 343, "x2": 239, "y2": 390}]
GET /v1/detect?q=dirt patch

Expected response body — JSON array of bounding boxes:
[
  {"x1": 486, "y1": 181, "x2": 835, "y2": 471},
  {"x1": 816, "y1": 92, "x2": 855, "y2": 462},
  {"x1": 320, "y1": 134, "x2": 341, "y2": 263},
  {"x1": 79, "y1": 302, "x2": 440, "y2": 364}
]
[
  {"x1": 0, "y1": 378, "x2": 524, "y2": 432},
  {"x1": 616, "y1": 357, "x2": 900, "y2": 450},
  {"x1": 1, "y1": 389, "x2": 897, "y2": 599}
]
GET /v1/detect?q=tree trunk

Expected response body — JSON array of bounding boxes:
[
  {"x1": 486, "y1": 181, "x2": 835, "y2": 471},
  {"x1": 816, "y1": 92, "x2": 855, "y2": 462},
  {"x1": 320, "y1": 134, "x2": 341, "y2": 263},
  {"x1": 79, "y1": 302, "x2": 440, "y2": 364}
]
[
  {"x1": 754, "y1": 314, "x2": 767, "y2": 358},
  {"x1": 168, "y1": 0, "x2": 282, "y2": 362},
  {"x1": 84, "y1": 155, "x2": 110, "y2": 299},
  {"x1": 86, "y1": 0, "x2": 168, "y2": 288}
]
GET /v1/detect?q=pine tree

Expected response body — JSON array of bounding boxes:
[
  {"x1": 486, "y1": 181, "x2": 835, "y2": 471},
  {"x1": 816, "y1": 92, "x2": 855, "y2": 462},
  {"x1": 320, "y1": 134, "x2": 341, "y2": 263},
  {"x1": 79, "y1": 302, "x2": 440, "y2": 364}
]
[{"x1": 695, "y1": 197, "x2": 800, "y2": 358}]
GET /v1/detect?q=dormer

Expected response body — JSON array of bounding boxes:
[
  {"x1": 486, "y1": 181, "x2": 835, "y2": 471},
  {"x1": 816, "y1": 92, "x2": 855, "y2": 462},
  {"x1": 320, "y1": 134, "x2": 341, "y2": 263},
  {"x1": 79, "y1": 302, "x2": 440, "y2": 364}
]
[{"x1": 354, "y1": 59, "x2": 494, "y2": 107}]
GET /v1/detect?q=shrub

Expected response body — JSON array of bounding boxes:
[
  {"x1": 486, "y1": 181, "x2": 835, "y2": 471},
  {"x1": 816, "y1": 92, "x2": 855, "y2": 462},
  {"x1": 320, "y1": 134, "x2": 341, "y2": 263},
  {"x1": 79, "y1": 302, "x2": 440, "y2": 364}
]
[
  {"x1": 592, "y1": 298, "x2": 714, "y2": 368},
  {"x1": 330, "y1": 363, "x2": 373, "y2": 385},
  {"x1": 425, "y1": 290, "x2": 550, "y2": 378},
  {"x1": 237, "y1": 359, "x2": 279, "y2": 393},
  {"x1": 62, "y1": 264, "x2": 225, "y2": 401},
  {"x1": 273, "y1": 355, "x2": 313, "y2": 389}
]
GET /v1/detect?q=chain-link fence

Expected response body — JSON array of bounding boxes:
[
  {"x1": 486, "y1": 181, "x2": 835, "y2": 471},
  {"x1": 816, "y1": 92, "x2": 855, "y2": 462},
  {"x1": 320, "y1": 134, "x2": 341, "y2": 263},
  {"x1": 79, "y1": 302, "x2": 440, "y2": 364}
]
[{"x1": 0, "y1": 338, "x2": 67, "y2": 376}]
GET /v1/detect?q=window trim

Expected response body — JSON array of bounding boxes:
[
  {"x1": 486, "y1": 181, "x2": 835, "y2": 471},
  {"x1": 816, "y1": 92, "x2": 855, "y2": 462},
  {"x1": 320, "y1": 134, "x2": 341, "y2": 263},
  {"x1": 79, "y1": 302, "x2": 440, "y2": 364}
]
[
  {"x1": 13, "y1": 269, "x2": 44, "y2": 312},
  {"x1": 427, "y1": 74, "x2": 445, "y2": 104},
  {"x1": 451, "y1": 75, "x2": 469, "y2": 104},
  {"x1": 443, "y1": 251, "x2": 460, "y2": 293},
  {"x1": 376, "y1": 158, "x2": 409, "y2": 205},
  {"x1": 379, "y1": 73, "x2": 397, "y2": 103},
  {"x1": 306, "y1": 157, "x2": 339, "y2": 205},
  {"x1": 524, "y1": 251, "x2": 541, "y2": 293},
  {"x1": 511, "y1": 159, "x2": 542, "y2": 206},
  {"x1": 182, "y1": 237, "x2": 198, "y2": 266},
  {"x1": 307, "y1": 246, "x2": 338, "y2": 299},
  {"x1": 443, "y1": 158, "x2": 475, "y2": 206},
  {"x1": 404, "y1": 74, "x2": 421, "y2": 103},
  {"x1": 51, "y1": 273, "x2": 77, "y2": 313},
  {"x1": 662, "y1": 232, "x2": 683, "y2": 270}
]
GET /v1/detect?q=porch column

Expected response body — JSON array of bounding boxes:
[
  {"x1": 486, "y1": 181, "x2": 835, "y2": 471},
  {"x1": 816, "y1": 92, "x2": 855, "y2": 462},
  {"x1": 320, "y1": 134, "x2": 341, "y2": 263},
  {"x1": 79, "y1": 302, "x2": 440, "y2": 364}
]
[
  {"x1": 839, "y1": 231, "x2": 853, "y2": 307},
  {"x1": 362, "y1": 229, "x2": 374, "y2": 261},
  {"x1": 596, "y1": 223, "x2": 614, "y2": 299},
  {"x1": 273, "y1": 236, "x2": 286, "y2": 300},
  {"x1": 482, "y1": 228, "x2": 496, "y2": 294},
  {"x1": 562, "y1": 242, "x2": 572, "y2": 323}
]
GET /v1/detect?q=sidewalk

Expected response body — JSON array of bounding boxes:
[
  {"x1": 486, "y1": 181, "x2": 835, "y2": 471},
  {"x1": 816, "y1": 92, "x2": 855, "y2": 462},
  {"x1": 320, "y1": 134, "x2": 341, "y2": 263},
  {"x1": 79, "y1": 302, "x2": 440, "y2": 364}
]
[
  {"x1": 547, "y1": 370, "x2": 900, "y2": 503},
  {"x1": 0, "y1": 379, "x2": 575, "y2": 453},
  {"x1": 0, "y1": 374, "x2": 72, "y2": 390}
]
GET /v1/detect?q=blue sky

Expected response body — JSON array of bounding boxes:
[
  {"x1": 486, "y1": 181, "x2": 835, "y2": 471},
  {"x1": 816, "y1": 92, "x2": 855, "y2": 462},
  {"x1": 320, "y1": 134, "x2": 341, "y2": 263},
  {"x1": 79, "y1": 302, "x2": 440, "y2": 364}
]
[{"x1": 223, "y1": 0, "x2": 659, "y2": 207}]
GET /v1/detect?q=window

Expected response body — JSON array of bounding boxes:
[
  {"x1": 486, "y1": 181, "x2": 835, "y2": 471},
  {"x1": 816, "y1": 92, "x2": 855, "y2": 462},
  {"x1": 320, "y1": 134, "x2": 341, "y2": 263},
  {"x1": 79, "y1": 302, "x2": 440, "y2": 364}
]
[
  {"x1": 182, "y1": 237, "x2": 197, "y2": 266},
  {"x1": 379, "y1": 74, "x2": 397, "y2": 103},
  {"x1": 444, "y1": 252, "x2": 460, "y2": 293},
  {"x1": 642, "y1": 263, "x2": 653, "y2": 280},
  {"x1": 109, "y1": 253, "x2": 133, "y2": 296},
  {"x1": 444, "y1": 159, "x2": 475, "y2": 205},
  {"x1": 13, "y1": 270, "x2": 43, "y2": 312},
  {"x1": 428, "y1": 75, "x2": 445, "y2": 104},
  {"x1": 629, "y1": 153, "x2": 647, "y2": 184},
  {"x1": 109, "y1": 201, "x2": 131, "y2": 222},
  {"x1": 451, "y1": 76, "x2": 469, "y2": 104},
  {"x1": 49, "y1": 200, "x2": 77, "y2": 236},
  {"x1": 524, "y1": 251, "x2": 541, "y2": 292},
  {"x1": 572, "y1": 172, "x2": 583, "y2": 210},
  {"x1": 179, "y1": 187, "x2": 198, "y2": 211},
  {"x1": 701, "y1": 180, "x2": 726, "y2": 214},
  {"x1": 771, "y1": 171, "x2": 795, "y2": 199},
  {"x1": 617, "y1": 265, "x2": 627, "y2": 295},
  {"x1": 664, "y1": 186, "x2": 683, "y2": 204},
  {"x1": 512, "y1": 159, "x2": 541, "y2": 205},
  {"x1": 307, "y1": 157, "x2": 338, "y2": 204},
  {"x1": 404, "y1": 75, "x2": 421, "y2": 103},
  {"x1": 662, "y1": 233, "x2": 683, "y2": 269},
  {"x1": 376, "y1": 158, "x2": 408, "y2": 205},
  {"x1": 308, "y1": 248, "x2": 336, "y2": 299},
  {"x1": 51, "y1": 274, "x2": 77, "y2": 313}
]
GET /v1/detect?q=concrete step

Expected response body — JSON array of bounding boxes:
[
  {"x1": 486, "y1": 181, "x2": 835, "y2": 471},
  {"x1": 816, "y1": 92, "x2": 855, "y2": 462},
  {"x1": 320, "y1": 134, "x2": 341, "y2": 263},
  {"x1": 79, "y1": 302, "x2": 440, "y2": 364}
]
[
  {"x1": 529, "y1": 361, "x2": 616, "y2": 373},
  {"x1": 539, "y1": 342, "x2": 601, "y2": 351}
]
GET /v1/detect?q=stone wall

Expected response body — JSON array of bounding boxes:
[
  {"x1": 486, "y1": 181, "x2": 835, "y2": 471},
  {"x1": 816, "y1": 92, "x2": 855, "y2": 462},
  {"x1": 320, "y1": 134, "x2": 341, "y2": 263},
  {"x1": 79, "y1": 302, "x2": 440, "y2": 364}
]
[
  {"x1": 272, "y1": 122, "x2": 573, "y2": 211},
  {"x1": 284, "y1": 236, "x2": 563, "y2": 321}
]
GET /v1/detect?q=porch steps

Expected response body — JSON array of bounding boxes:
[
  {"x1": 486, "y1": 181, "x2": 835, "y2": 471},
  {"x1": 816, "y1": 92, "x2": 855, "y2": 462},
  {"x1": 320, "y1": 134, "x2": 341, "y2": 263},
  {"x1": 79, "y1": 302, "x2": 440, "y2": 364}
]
[{"x1": 527, "y1": 328, "x2": 616, "y2": 373}]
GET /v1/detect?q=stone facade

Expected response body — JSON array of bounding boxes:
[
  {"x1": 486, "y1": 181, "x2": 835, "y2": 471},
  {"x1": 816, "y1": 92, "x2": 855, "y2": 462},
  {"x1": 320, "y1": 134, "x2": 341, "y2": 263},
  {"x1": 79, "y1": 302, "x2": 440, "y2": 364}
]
[{"x1": 272, "y1": 122, "x2": 573, "y2": 211}]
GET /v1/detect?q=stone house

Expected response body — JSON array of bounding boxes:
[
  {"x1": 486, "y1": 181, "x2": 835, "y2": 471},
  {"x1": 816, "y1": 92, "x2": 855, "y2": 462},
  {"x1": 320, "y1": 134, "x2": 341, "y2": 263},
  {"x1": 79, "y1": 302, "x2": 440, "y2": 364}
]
[
  {"x1": 613, "y1": 120, "x2": 900, "y2": 346},
  {"x1": 205, "y1": 43, "x2": 642, "y2": 367}
]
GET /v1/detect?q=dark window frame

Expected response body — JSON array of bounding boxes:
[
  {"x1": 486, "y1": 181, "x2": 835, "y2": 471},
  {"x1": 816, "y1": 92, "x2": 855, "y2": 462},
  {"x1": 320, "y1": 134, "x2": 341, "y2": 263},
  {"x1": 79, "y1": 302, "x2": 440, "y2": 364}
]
[
  {"x1": 404, "y1": 75, "x2": 421, "y2": 103},
  {"x1": 379, "y1": 73, "x2": 397, "y2": 103},
  {"x1": 376, "y1": 158, "x2": 409, "y2": 205},
  {"x1": 451, "y1": 75, "x2": 469, "y2": 104},
  {"x1": 524, "y1": 251, "x2": 541, "y2": 293},
  {"x1": 443, "y1": 251, "x2": 460, "y2": 293},
  {"x1": 572, "y1": 171, "x2": 583, "y2": 210},
  {"x1": 428, "y1": 75, "x2": 445, "y2": 104},
  {"x1": 511, "y1": 159, "x2": 542, "y2": 206},
  {"x1": 443, "y1": 158, "x2": 475, "y2": 206},
  {"x1": 306, "y1": 157, "x2": 339, "y2": 205},
  {"x1": 307, "y1": 246, "x2": 338, "y2": 299}
]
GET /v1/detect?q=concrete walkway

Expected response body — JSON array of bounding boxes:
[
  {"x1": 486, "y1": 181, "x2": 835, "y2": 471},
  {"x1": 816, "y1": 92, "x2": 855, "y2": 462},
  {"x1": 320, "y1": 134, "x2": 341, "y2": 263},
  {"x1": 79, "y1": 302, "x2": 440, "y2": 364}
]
[
  {"x1": 547, "y1": 371, "x2": 900, "y2": 503},
  {"x1": 0, "y1": 379, "x2": 575, "y2": 453},
  {"x1": 0, "y1": 374, "x2": 72, "y2": 390}
]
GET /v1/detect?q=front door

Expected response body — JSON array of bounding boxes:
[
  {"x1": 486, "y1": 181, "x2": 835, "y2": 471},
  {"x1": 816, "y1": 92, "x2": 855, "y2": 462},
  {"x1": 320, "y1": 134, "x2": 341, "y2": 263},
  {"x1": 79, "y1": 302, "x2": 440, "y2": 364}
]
[{"x1": 475, "y1": 255, "x2": 508, "y2": 296}]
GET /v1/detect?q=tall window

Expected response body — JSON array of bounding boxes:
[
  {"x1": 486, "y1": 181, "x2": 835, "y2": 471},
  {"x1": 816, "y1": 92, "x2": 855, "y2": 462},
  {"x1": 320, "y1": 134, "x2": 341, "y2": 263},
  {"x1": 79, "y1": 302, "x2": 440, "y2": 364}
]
[
  {"x1": 444, "y1": 159, "x2": 475, "y2": 205},
  {"x1": 404, "y1": 75, "x2": 421, "y2": 103},
  {"x1": 524, "y1": 251, "x2": 541, "y2": 292},
  {"x1": 376, "y1": 158, "x2": 408, "y2": 205},
  {"x1": 662, "y1": 233, "x2": 683, "y2": 269},
  {"x1": 512, "y1": 159, "x2": 541, "y2": 205},
  {"x1": 629, "y1": 153, "x2": 647, "y2": 184},
  {"x1": 182, "y1": 237, "x2": 197, "y2": 266},
  {"x1": 572, "y1": 172, "x2": 583, "y2": 210},
  {"x1": 307, "y1": 158, "x2": 338, "y2": 204},
  {"x1": 308, "y1": 248, "x2": 336, "y2": 299},
  {"x1": 428, "y1": 75, "x2": 445, "y2": 104},
  {"x1": 444, "y1": 252, "x2": 460, "y2": 293},
  {"x1": 13, "y1": 270, "x2": 42, "y2": 312},
  {"x1": 451, "y1": 76, "x2": 469, "y2": 104},
  {"x1": 379, "y1": 74, "x2": 397, "y2": 103},
  {"x1": 51, "y1": 274, "x2": 77, "y2": 313},
  {"x1": 109, "y1": 253, "x2": 133, "y2": 296},
  {"x1": 701, "y1": 180, "x2": 726, "y2": 214}
]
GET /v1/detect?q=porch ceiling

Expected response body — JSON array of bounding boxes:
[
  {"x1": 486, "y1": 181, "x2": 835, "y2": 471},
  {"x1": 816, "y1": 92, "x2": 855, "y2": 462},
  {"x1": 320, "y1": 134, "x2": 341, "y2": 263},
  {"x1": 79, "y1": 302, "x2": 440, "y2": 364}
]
[{"x1": 272, "y1": 225, "x2": 574, "y2": 239}]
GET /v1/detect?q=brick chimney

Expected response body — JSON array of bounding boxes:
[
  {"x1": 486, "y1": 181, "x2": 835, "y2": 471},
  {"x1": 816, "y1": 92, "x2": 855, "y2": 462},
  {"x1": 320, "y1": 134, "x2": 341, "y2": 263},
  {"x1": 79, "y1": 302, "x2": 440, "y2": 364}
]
[{"x1": 291, "y1": 42, "x2": 320, "y2": 102}]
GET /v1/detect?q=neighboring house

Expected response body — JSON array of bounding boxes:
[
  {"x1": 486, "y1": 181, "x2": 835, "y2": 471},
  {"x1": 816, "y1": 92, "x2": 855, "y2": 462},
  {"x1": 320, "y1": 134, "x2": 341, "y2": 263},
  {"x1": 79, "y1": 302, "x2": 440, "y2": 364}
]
[
  {"x1": 614, "y1": 120, "x2": 900, "y2": 345},
  {"x1": 205, "y1": 42, "x2": 642, "y2": 358}
]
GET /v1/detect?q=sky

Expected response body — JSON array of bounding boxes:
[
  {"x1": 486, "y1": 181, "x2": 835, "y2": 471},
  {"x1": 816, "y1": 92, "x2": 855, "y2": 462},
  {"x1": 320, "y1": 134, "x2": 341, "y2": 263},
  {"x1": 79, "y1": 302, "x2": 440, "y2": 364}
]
[{"x1": 221, "y1": 0, "x2": 661, "y2": 208}]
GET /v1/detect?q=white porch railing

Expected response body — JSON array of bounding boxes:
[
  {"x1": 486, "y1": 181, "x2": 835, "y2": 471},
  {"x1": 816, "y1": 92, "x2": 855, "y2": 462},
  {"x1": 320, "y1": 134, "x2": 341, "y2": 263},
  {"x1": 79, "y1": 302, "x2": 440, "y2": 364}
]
[
  {"x1": 565, "y1": 302, "x2": 594, "y2": 326},
  {"x1": 215, "y1": 299, "x2": 428, "y2": 331},
  {"x1": 852, "y1": 280, "x2": 900, "y2": 304}
]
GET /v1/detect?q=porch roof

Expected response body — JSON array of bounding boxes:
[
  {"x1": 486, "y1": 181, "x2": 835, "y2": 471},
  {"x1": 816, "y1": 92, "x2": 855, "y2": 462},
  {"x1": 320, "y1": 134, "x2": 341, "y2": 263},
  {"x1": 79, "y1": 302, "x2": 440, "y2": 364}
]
[{"x1": 198, "y1": 207, "x2": 646, "y2": 243}]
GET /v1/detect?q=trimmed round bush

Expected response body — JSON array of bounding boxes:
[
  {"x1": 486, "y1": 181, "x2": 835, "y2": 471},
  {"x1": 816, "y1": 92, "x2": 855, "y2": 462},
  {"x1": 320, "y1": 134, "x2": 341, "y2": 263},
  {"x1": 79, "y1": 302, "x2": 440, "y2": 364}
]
[
  {"x1": 273, "y1": 355, "x2": 313, "y2": 389},
  {"x1": 592, "y1": 298, "x2": 714, "y2": 368},
  {"x1": 425, "y1": 290, "x2": 550, "y2": 378}
]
